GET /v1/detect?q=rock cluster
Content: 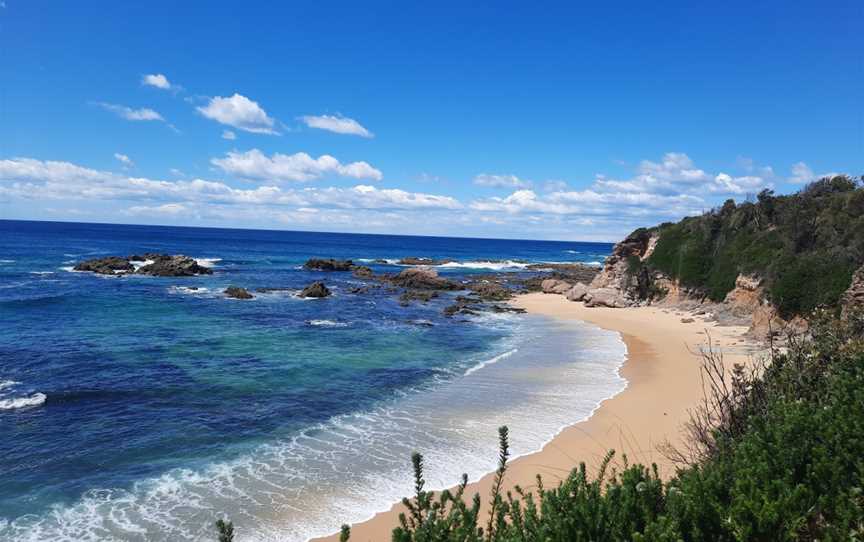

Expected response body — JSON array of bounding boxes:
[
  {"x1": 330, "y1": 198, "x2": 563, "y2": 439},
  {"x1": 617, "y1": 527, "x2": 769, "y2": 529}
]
[
  {"x1": 74, "y1": 254, "x2": 213, "y2": 276},
  {"x1": 387, "y1": 267, "x2": 461, "y2": 290}
]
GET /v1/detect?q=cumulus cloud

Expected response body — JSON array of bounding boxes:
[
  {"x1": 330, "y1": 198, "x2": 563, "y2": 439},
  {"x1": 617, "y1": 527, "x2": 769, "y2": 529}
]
[
  {"x1": 473, "y1": 173, "x2": 531, "y2": 189},
  {"x1": 0, "y1": 157, "x2": 454, "y2": 212},
  {"x1": 211, "y1": 149, "x2": 383, "y2": 183},
  {"x1": 301, "y1": 114, "x2": 373, "y2": 138},
  {"x1": 96, "y1": 102, "x2": 164, "y2": 122},
  {"x1": 114, "y1": 153, "x2": 134, "y2": 168},
  {"x1": 127, "y1": 203, "x2": 188, "y2": 216},
  {"x1": 197, "y1": 94, "x2": 278, "y2": 135},
  {"x1": 141, "y1": 73, "x2": 172, "y2": 90},
  {"x1": 221, "y1": 130, "x2": 237, "y2": 140}
]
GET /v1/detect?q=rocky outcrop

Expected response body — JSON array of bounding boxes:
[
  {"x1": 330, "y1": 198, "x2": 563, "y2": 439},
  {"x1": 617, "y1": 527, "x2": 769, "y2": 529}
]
[
  {"x1": 303, "y1": 258, "x2": 354, "y2": 272},
  {"x1": 526, "y1": 263, "x2": 600, "y2": 284},
  {"x1": 466, "y1": 281, "x2": 512, "y2": 301},
  {"x1": 588, "y1": 229, "x2": 656, "y2": 298},
  {"x1": 387, "y1": 267, "x2": 461, "y2": 290},
  {"x1": 541, "y1": 278, "x2": 572, "y2": 294},
  {"x1": 841, "y1": 264, "x2": 864, "y2": 316},
  {"x1": 298, "y1": 281, "x2": 331, "y2": 298},
  {"x1": 136, "y1": 255, "x2": 214, "y2": 277},
  {"x1": 74, "y1": 254, "x2": 213, "y2": 276},
  {"x1": 224, "y1": 286, "x2": 253, "y2": 300},
  {"x1": 74, "y1": 256, "x2": 135, "y2": 275}
]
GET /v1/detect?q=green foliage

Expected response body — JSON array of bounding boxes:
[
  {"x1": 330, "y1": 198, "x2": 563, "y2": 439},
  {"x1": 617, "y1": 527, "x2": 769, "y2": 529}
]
[
  {"x1": 337, "y1": 312, "x2": 864, "y2": 542},
  {"x1": 645, "y1": 175, "x2": 863, "y2": 315},
  {"x1": 215, "y1": 518, "x2": 234, "y2": 542}
]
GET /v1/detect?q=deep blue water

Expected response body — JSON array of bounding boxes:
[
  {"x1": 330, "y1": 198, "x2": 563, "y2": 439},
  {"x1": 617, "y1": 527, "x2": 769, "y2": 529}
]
[{"x1": 0, "y1": 220, "x2": 616, "y2": 541}]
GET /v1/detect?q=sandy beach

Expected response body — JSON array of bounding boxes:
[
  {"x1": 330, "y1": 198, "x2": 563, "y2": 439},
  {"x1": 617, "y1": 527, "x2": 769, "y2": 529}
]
[{"x1": 314, "y1": 292, "x2": 759, "y2": 542}]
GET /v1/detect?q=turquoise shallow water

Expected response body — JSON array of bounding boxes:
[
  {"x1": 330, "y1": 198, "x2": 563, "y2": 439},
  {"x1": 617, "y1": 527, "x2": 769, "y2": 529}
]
[{"x1": 0, "y1": 220, "x2": 620, "y2": 541}]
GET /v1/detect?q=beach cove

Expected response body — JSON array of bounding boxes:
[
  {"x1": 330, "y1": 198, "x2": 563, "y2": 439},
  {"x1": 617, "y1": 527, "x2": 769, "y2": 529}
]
[{"x1": 316, "y1": 292, "x2": 758, "y2": 542}]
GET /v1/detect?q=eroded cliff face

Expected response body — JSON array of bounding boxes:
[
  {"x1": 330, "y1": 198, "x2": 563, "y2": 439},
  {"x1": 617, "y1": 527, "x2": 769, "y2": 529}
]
[{"x1": 841, "y1": 263, "x2": 864, "y2": 317}]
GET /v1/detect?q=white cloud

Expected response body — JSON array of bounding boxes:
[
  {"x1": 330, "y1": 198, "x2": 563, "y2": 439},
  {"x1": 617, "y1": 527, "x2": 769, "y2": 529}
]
[
  {"x1": 543, "y1": 180, "x2": 568, "y2": 192},
  {"x1": 197, "y1": 94, "x2": 278, "y2": 135},
  {"x1": 211, "y1": 149, "x2": 383, "y2": 182},
  {"x1": 141, "y1": 73, "x2": 172, "y2": 90},
  {"x1": 114, "y1": 153, "x2": 134, "y2": 168},
  {"x1": 473, "y1": 173, "x2": 531, "y2": 189},
  {"x1": 301, "y1": 114, "x2": 373, "y2": 138},
  {"x1": 127, "y1": 203, "x2": 188, "y2": 216},
  {"x1": 0, "y1": 157, "x2": 452, "y2": 212},
  {"x1": 788, "y1": 161, "x2": 815, "y2": 184},
  {"x1": 221, "y1": 130, "x2": 237, "y2": 140},
  {"x1": 96, "y1": 102, "x2": 164, "y2": 122}
]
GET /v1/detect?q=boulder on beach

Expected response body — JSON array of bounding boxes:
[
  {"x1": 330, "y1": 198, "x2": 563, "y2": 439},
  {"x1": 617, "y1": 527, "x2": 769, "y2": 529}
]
[
  {"x1": 565, "y1": 282, "x2": 589, "y2": 301},
  {"x1": 224, "y1": 286, "x2": 253, "y2": 299},
  {"x1": 541, "y1": 278, "x2": 572, "y2": 294},
  {"x1": 389, "y1": 267, "x2": 461, "y2": 290},
  {"x1": 303, "y1": 258, "x2": 354, "y2": 272},
  {"x1": 584, "y1": 287, "x2": 628, "y2": 308},
  {"x1": 299, "y1": 281, "x2": 331, "y2": 298}
]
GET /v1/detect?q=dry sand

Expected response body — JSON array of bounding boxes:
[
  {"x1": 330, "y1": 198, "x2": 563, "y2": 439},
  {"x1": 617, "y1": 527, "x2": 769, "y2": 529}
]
[{"x1": 313, "y1": 292, "x2": 760, "y2": 542}]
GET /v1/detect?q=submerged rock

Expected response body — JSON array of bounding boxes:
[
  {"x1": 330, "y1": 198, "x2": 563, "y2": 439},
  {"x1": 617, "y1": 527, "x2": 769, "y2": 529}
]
[
  {"x1": 351, "y1": 265, "x2": 374, "y2": 279},
  {"x1": 224, "y1": 286, "x2": 253, "y2": 299},
  {"x1": 299, "y1": 281, "x2": 331, "y2": 298},
  {"x1": 399, "y1": 289, "x2": 439, "y2": 305}
]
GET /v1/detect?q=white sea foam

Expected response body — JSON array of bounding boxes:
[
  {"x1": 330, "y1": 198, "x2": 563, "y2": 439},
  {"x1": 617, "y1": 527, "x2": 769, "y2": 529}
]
[
  {"x1": 0, "y1": 259, "x2": 14, "y2": 264},
  {"x1": 195, "y1": 258, "x2": 222, "y2": 268},
  {"x1": 29, "y1": 271, "x2": 54, "y2": 275},
  {"x1": 437, "y1": 260, "x2": 529, "y2": 271},
  {"x1": 585, "y1": 261, "x2": 603, "y2": 267},
  {"x1": 464, "y1": 348, "x2": 517, "y2": 376},
  {"x1": 0, "y1": 380, "x2": 19, "y2": 392},
  {"x1": 307, "y1": 320, "x2": 348, "y2": 327},
  {"x1": 168, "y1": 286, "x2": 211, "y2": 296},
  {"x1": 0, "y1": 393, "x2": 46, "y2": 410},
  {"x1": 0, "y1": 317, "x2": 627, "y2": 542}
]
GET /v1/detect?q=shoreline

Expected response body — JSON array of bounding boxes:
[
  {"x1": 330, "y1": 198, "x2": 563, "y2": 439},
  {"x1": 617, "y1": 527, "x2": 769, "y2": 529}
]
[{"x1": 312, "y1": 292, "x2": 758, "y2": 542}]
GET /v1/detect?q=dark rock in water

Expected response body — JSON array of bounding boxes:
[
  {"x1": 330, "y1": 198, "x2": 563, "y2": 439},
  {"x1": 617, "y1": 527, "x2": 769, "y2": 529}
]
[
  {"x1": 224, "y1": 286, "x2": 253, "y2": 299},
  {"x1": 488, "y1": 304, "x2": 527, "y2": 314},
  {"x1": 399, "y1": 289, "x2": 439, "y2": 305},
  {"x1": 73, "y1": 256, "x2": 136, "y2": 275},
  {"x1": 348, "y1": 285, "x2": 372, "y2": 294},
  {"x1": 466, "y1": 281, "x2": 512, "y2": 301},
  {"x1": 303, "y1": 258, "x2": 354, "y2": 271},
  {"x1": 254, "y1": 287, "x2": 295, "y2": 293},
  {"x1": 137, "y1": 255, "x2": 213, "y2": 277},
  {"x1": 443, "y1": 296, "x2": 480, "y2": 317},
  {"x1": 73, "y1": 254, "x2": 212, "y2": 276},
  {"x1": 388, "y1": 267, "x2": 461, "y2": 290},
  {"x1": 397, "y1": 257, "x2": 454, "y2": 266},
  {"x1": 351, "y1": 265, "x2": 374, "y2": 279},
  {"x1": 407, "y1": 319, "x2": 435, "y2": 327},
  {"x1": 373, "y1": 259, "x2": 390, "y2": 264},
  {"x1": 299, "y1": 281, "x2": 331, "y2": 298}
]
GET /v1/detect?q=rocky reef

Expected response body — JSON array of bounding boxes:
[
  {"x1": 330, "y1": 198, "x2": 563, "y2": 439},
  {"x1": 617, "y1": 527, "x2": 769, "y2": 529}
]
[{"x1": 74, "y1": 254, "x2": 213, "y2": 276}]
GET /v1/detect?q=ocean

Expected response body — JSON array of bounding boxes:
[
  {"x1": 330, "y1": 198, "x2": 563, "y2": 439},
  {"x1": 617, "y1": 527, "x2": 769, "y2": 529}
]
[{"x1": 0, "y1": 220, "x2": 625, "y2": 542}]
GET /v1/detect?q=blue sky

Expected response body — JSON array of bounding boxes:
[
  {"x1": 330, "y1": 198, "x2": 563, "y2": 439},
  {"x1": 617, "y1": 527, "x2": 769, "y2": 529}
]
[{"x1": 1, "y1": 1, "x2": 861, "y2": 241}]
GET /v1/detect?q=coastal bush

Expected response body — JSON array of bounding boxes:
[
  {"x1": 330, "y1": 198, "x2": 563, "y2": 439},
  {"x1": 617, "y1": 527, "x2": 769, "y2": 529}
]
[{"x1": 645, "y1": 175, "x2": 863, "y2": 313}]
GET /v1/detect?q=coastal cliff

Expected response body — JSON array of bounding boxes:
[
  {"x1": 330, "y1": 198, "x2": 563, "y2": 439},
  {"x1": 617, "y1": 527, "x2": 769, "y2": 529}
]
[{"x1": 557, "y1": 175, "x2": 864, "y2": 337}]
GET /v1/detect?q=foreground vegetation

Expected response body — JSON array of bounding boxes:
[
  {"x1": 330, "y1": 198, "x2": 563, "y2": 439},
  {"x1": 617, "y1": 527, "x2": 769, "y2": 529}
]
[
  {"x1": 636, "y1": 175, "x2": 864, "y2": 317},
  {"x1": 217, "y1": 310, "x2": 864, "y2": 541}
]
